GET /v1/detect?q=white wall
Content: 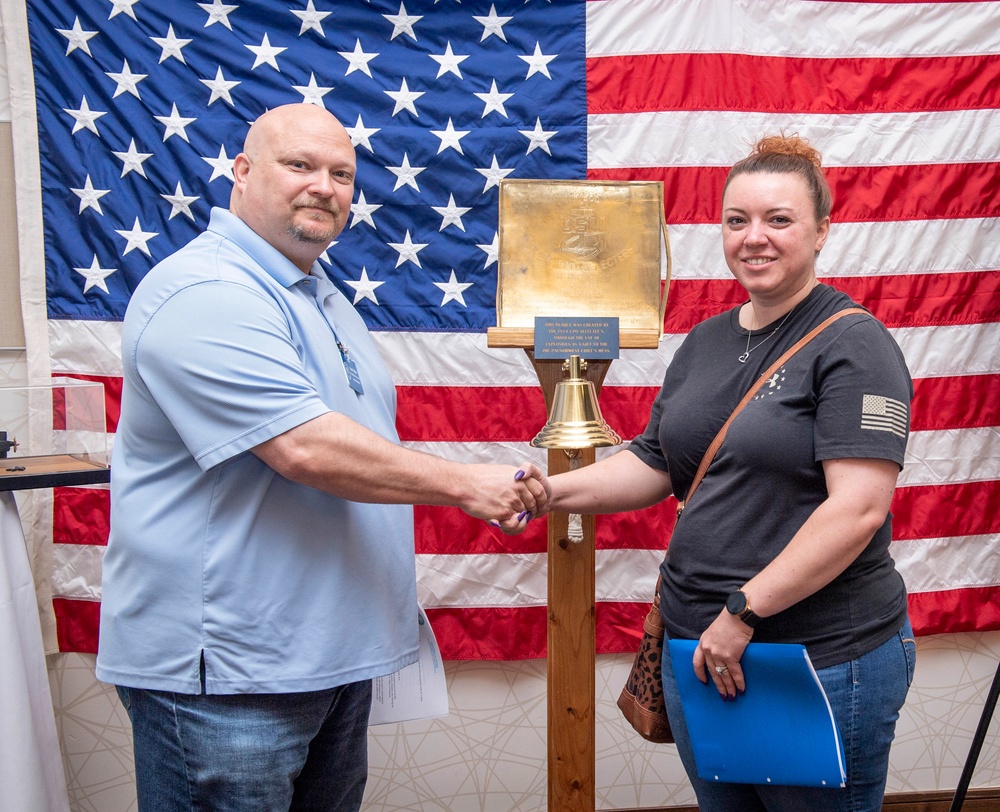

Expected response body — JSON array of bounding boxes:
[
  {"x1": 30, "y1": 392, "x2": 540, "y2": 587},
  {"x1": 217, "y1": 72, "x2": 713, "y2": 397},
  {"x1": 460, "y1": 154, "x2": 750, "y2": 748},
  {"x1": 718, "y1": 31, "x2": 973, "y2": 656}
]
[{"x1": 49, "y1": 633, "x2": 1000, "y2": 812}]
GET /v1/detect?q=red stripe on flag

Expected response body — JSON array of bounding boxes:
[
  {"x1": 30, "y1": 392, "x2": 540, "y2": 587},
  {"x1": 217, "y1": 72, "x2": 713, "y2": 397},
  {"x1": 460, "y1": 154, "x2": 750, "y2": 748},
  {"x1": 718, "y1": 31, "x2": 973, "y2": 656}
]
[
  {"x1": 53, "y1": 476, "x2": 996, "y2": 556},
  {"x1": 426, "y1": 605, "x2": 548, "y2": 659},
  {"x1": 892, "y1": 481, "x2": 1000, "y2": 541},
  {"x1": 912, "y1": 375, "x2": 1000, "y2": 431},
  {"x1": 397, "y1": 385, "x2": 548, "y2": 442},
  {"x1": 587, "y1": 53, "x2": 1000, "y2": 115},
  {"x1": 907, "y1": 585, "x2": 1000, "y2": 636},
  {"x1": 396, "y1": 373, "x2": 994, "y2": 446},
  {"x1": 53, "y1": 597, "x2": 99, "y2": 654},
  {"x1": 663, "y1": 273, "x2": 1000, "y2": 333},
  {"x1": 55, "y1": 586, "x2": 1000, "y2": 660},
  {"x1": 50, "y1": 369, "x2": 998, "y2": 451},
  {"x1": 416, "y1": 480, "x2": 994, "y2": 556},
  {"x1": 54, "y1": 487, "x2": 110, "y2": 546},
  {"x1": 415, "y1": 505, "x2": 547, "y2": 555},
  {"x1": 588, "y1": 163, "x2": 1000, "y2": 224},
  {"x1": 415, "y1": 499, "x2": 678, "y2": 555},
  {"x1": 427, "y1": 601, "x2": 657, "y2": 659}
]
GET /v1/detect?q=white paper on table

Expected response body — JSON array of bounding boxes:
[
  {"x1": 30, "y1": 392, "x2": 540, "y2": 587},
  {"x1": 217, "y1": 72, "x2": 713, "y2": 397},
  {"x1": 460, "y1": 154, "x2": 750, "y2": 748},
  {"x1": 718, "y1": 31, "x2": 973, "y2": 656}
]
[{"x1": 369, "y1": 604, "x2": 448, "y2": 725}]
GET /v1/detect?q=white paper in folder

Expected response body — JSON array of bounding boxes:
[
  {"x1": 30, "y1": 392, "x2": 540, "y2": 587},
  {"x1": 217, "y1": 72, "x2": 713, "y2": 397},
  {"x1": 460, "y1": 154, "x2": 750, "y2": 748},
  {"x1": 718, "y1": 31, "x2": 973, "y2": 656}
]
[{"x1": 369, "y1": 604, "x2": 449, "y2": 725}]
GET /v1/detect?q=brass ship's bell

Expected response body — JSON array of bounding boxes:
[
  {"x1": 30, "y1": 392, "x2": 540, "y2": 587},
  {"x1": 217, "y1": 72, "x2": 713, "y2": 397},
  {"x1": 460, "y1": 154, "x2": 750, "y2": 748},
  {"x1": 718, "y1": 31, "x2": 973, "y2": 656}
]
[{"x1": 531, "y1": 355, "x2": 622, "y2": 450}]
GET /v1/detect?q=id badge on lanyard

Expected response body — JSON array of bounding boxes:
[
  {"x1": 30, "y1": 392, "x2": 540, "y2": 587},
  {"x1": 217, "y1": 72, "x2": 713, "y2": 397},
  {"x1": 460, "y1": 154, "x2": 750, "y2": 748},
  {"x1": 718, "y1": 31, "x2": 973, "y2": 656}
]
[{"x1": 337, "y1": 341, "x2": 365, "y2": 395}]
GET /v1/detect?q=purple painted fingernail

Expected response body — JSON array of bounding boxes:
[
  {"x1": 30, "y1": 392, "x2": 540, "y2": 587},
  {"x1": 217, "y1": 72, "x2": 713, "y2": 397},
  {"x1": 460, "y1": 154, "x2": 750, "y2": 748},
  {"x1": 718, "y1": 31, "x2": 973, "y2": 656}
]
[
  {"x1": 518, "y1": 510, "x2": 530, "y2": 521},
  {"x1": 489, "y1": 520, "x2": 501, "y2": 528},
  {"x1": 514, "y1": 470, "x2": 526, "y2": 481}
]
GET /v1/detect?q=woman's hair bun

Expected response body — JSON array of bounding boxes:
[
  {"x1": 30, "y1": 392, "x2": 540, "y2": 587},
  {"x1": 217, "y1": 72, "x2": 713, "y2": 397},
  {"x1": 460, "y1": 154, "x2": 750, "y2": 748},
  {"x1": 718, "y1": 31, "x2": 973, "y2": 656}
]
[{"x1": 749, "y1": 133, "x2": 823, "y2": 171}]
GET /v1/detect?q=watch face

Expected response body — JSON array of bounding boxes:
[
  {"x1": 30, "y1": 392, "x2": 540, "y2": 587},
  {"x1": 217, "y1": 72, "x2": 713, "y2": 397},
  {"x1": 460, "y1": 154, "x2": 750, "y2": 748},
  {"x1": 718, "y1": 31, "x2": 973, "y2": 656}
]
[{"x1": 727, "y1": 591, "x2": 747, "y2": 615}]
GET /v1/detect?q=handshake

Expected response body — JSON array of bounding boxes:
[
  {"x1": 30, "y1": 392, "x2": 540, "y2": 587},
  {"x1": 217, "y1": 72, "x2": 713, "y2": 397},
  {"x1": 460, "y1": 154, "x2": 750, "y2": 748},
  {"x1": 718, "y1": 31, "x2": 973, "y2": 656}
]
[{"x1": 460, "y1": 462, "x2": 552, "y2": 535}]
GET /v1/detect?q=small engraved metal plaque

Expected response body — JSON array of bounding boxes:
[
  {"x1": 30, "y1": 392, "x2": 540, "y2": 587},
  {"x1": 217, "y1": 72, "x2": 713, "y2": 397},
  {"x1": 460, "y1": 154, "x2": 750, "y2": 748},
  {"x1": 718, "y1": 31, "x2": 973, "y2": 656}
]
[
  {"x1": 490, "y1": 179, "x2": 669, "y2": 349},
  {"x1": 534, "y1": 317, "x2": 619, "y2": 360}
]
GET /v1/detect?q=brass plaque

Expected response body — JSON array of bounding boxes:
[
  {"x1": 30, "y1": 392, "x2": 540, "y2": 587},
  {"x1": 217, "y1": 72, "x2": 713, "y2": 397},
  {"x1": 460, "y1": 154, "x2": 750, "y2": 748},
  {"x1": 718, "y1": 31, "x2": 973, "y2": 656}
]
[{"x1": 495, "y1": 180, "x2": 669, "y2": 338}]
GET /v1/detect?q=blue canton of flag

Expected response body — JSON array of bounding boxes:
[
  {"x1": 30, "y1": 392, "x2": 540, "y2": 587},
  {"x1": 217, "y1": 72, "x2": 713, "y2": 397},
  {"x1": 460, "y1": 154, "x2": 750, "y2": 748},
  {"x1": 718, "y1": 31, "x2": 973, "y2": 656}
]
[{"x1": 27, "y1": 0, "x2": 587, "y2": 332}]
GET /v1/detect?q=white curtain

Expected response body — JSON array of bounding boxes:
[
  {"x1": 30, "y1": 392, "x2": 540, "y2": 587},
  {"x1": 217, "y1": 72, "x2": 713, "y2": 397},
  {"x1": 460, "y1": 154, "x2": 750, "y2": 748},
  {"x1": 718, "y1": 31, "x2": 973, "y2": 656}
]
[{"x1": 0, "y1": 491, "x2": 70, "y2": 812}]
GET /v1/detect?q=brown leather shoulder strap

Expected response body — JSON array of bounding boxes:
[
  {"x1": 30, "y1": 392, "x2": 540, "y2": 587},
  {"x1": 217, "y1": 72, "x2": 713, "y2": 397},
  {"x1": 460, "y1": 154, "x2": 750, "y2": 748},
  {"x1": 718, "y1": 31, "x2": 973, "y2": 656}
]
[{"x1": 681, "y1": 307, "x2": 868, "y2": 510}]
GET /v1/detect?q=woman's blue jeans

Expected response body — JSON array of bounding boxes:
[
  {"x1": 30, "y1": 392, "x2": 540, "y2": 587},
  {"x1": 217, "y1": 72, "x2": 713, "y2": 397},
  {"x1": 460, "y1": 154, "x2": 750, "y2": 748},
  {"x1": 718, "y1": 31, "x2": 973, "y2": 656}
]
[
  {"x1": 116, "y1": 679, "x2": 372, "y2": 812},
  {"x1": 661, "y1": 620, "x2": 916, "y2": 812}
]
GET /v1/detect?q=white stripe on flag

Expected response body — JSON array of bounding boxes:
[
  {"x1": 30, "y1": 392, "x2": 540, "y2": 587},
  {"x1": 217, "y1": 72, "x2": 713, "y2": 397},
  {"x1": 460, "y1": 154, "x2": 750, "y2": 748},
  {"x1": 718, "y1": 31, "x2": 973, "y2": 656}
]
[{"x1": 586, "y1": 0, "x2": 1000, "y2": 58}]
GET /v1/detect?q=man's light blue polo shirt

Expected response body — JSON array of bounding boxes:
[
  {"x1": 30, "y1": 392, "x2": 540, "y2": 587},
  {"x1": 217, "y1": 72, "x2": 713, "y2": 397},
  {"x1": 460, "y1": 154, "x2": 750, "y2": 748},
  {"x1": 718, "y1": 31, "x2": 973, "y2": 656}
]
[{"x1": 96, "y1": 208, "x2": 419, "y2": 694}]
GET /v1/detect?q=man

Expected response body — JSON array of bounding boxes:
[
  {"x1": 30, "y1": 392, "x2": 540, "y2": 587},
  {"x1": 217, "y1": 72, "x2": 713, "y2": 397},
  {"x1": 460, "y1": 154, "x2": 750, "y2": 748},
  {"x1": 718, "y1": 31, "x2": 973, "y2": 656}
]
[{"x1": 96, "y1": 103, "x2": 548, "y2": 811}]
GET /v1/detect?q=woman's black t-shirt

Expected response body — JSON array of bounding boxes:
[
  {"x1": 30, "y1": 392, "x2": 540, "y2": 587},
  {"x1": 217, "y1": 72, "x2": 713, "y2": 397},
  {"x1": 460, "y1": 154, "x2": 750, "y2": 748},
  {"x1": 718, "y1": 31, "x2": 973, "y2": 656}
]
[{"x1": 629, "y1": 284, "x2": 913, "y2": 669}]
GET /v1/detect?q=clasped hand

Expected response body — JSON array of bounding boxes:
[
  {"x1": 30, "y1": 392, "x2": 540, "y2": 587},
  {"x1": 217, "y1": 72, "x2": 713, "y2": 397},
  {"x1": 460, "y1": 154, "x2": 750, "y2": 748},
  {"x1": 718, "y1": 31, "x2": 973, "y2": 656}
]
[{"x1": 465, "y1": 462, "x2": 551, "y2": 535}]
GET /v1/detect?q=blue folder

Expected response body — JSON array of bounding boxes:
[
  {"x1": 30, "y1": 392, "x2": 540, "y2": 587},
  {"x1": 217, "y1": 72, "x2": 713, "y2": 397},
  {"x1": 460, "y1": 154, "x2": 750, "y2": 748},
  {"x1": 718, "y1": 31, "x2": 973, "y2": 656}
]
[{"x1": 668, "y1": 639, "x2": 846, "y2": 788}]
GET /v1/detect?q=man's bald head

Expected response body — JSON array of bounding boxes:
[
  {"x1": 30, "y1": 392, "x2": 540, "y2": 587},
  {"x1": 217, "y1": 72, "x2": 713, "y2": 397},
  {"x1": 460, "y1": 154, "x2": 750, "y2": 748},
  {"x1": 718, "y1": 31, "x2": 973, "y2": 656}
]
[{"x1": 229, "y1": 104, "x2": 357, "y2": 273}]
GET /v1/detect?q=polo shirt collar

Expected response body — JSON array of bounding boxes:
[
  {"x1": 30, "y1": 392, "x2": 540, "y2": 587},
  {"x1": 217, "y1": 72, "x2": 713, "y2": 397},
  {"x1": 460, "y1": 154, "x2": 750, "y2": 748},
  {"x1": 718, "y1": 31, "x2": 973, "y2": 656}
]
[{"x1": 206, "y1": 206, "x2": 341, "y2": 298}]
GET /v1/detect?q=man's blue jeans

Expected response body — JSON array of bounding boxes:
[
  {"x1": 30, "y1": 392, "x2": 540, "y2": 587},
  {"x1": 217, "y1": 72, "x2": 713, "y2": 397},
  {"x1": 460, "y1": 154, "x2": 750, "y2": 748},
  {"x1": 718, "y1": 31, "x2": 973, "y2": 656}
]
[
  {"x1": 661, "y1": 620, "x2": 916, "y2": 812},
  {"x1": 116, "y1": 679, "x2": 372, "y2": 812}
]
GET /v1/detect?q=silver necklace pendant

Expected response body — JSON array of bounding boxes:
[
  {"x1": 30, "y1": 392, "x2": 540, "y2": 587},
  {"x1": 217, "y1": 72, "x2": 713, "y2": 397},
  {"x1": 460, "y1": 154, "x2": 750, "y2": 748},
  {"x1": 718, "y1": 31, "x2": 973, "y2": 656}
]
[{"x1": 739, "y1": 309, "x2": 792, "y2": 363}]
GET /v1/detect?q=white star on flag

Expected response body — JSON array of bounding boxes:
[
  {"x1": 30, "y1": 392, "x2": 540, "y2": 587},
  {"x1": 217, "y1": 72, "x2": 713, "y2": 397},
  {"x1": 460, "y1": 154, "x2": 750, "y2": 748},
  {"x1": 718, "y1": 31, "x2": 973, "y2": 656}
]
[
  {"x1": 294, "y1": 73, "x2": 333, "y2": 105},
  {"x1": 73, "y1": 255, "x2": 117, "y2": 294},
  {"x1": 429, "y1": 42, "x2": 468, "y2": 79},
  {"x1": 520, "y1": 117, "x2": 557, "y2": 155},
  {"x1": 345, "y1": 267, "x2": 385, "y2": 305},
  {"x1": 345, "y1": 115, "x2": 379, "y2": 153},
  {"x1": 57, "y1": 17, "x2": 98, "y2": 57},
  {"x1": 433, "y1": 270, "x2": 474, "y2": 306},
  {"x1": 151, "y1": 25, "x2": 192, "y2": 64},
  {"x1": 475, "y1": 155, "x2": 514, "y2": 192},
  {"x1": 430, "y1": 118, "x2": 470, "y2": 154},
  {"x1": 473, "y1": 5, "x2": 512, "y2": 42},
  {"x1": 318, "y1": 240, "x2": 339, "y2": 265},
  {"x1": 70, "y1": 175, "x2": 111, "y2": 215},
  {"x1": 154, "y1": 104, "x2": 197, "y2": 142},
  {"x1": 108, "y1": 0, "x2": 140, "y2": 20},
  {"x1": 474, "y1": 79, "x2": 513, "y2": 118},
  {"x1": 339, "y1": 40, "x2": 378, "y2": 77},
  {"x1": 477, "y1": 233, "x2": 499, "y2": 268},
  {"x1": 64, "y1": 96, "x2": 106, "y2": 136},
  {"x1": 200, "y1": 67, "x2": 241, "y2": 106},
  {"x1": 112, "y1": 139, "x2": 153, "y2": 178},
  {"x1": 247, "y1": 33, "x2": 287, "y2": 70},
  {"x1": 115, "y1": 218, "x2": 159, "y2": 257},
  {"x1": 432, "y1": 194, "x2": 472, "y2": 231},
  {"x1": 160, "y1": 182, "x2": 201, "y2": 221},
  {"x1": 203, "y1": 145, "x2": 236, "y2": 182},
  {"x1": 384, "y1": 3, "x2": 422, "y2": 42},
  {"x1": 386, "y1": 153, "x2": 426, "y2": 192},
  {"x1": 350, "y1": 191, "x2": 382, "y2": 229},
  {"x1": 388, "y1": 230, "x2": 428, "y2": 268},
  {"x1": 519, "y1": 42, "x2": 556, "y2": 79},
  {"x1": 198, "y1": 0, "x2": 238, "y2": 29},
  {"x1": 291, "y1": 0, "x2": 331, "y2": 37},
  {"x1": 385, "y1": 78, "x2": 424, "y2": 117},
  {"x1": 106, "y1": 59, "x2": 147, "y2": 99}
]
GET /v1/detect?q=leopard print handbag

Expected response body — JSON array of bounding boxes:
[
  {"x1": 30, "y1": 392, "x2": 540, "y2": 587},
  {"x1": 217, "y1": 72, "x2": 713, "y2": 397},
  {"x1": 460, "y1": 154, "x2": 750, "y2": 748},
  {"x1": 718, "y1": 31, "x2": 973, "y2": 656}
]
[{"x1": 616, "y1": 576, "x2": 673, "y2": 743}]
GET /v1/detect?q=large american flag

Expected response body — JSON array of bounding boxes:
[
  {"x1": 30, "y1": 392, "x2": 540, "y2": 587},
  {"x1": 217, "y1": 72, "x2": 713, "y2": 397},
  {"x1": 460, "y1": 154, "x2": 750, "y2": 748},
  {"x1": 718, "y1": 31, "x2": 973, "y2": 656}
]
[{"x1": 7, "y1": 0, "x2": 999, "y2": 659}]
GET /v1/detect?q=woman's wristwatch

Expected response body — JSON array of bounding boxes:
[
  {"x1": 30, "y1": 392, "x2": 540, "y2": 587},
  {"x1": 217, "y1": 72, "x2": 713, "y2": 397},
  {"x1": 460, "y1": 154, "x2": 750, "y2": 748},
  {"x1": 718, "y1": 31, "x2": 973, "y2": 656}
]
[{"x1": 726, "y1": 590, "x2": 762, "y2": 628}]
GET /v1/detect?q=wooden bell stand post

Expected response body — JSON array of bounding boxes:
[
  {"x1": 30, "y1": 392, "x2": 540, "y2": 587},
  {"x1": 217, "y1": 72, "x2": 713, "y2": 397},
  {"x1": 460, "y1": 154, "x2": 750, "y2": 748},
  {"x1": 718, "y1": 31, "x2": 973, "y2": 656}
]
[
  {"x1": 488, "y1": 176, "x2": 669, "y2": 812},
  {"x1": 485, "y1": 338, "x2": 658, "y2": 811}
]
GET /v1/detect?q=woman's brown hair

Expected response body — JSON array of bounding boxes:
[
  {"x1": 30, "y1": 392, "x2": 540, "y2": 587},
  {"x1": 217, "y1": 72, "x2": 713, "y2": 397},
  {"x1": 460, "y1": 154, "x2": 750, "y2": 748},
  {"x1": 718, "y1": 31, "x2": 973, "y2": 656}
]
[{"x1": 723, "y1": 134, "x2": 833, "y2": 222}]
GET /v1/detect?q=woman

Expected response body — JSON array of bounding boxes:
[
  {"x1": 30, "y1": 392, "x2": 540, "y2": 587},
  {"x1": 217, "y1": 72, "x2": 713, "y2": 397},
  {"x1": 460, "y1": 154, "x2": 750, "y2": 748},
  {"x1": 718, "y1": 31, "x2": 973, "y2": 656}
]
[{"x1": 546, "y1": 134, "x2": 915, "y2": 810}]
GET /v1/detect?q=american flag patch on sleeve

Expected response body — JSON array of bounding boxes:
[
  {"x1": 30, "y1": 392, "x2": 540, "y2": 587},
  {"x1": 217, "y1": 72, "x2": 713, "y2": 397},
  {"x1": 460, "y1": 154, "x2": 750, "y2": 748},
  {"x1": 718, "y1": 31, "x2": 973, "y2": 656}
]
[{"x1": 860, "y1": 394, "x2": 909, "y2": 438}]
